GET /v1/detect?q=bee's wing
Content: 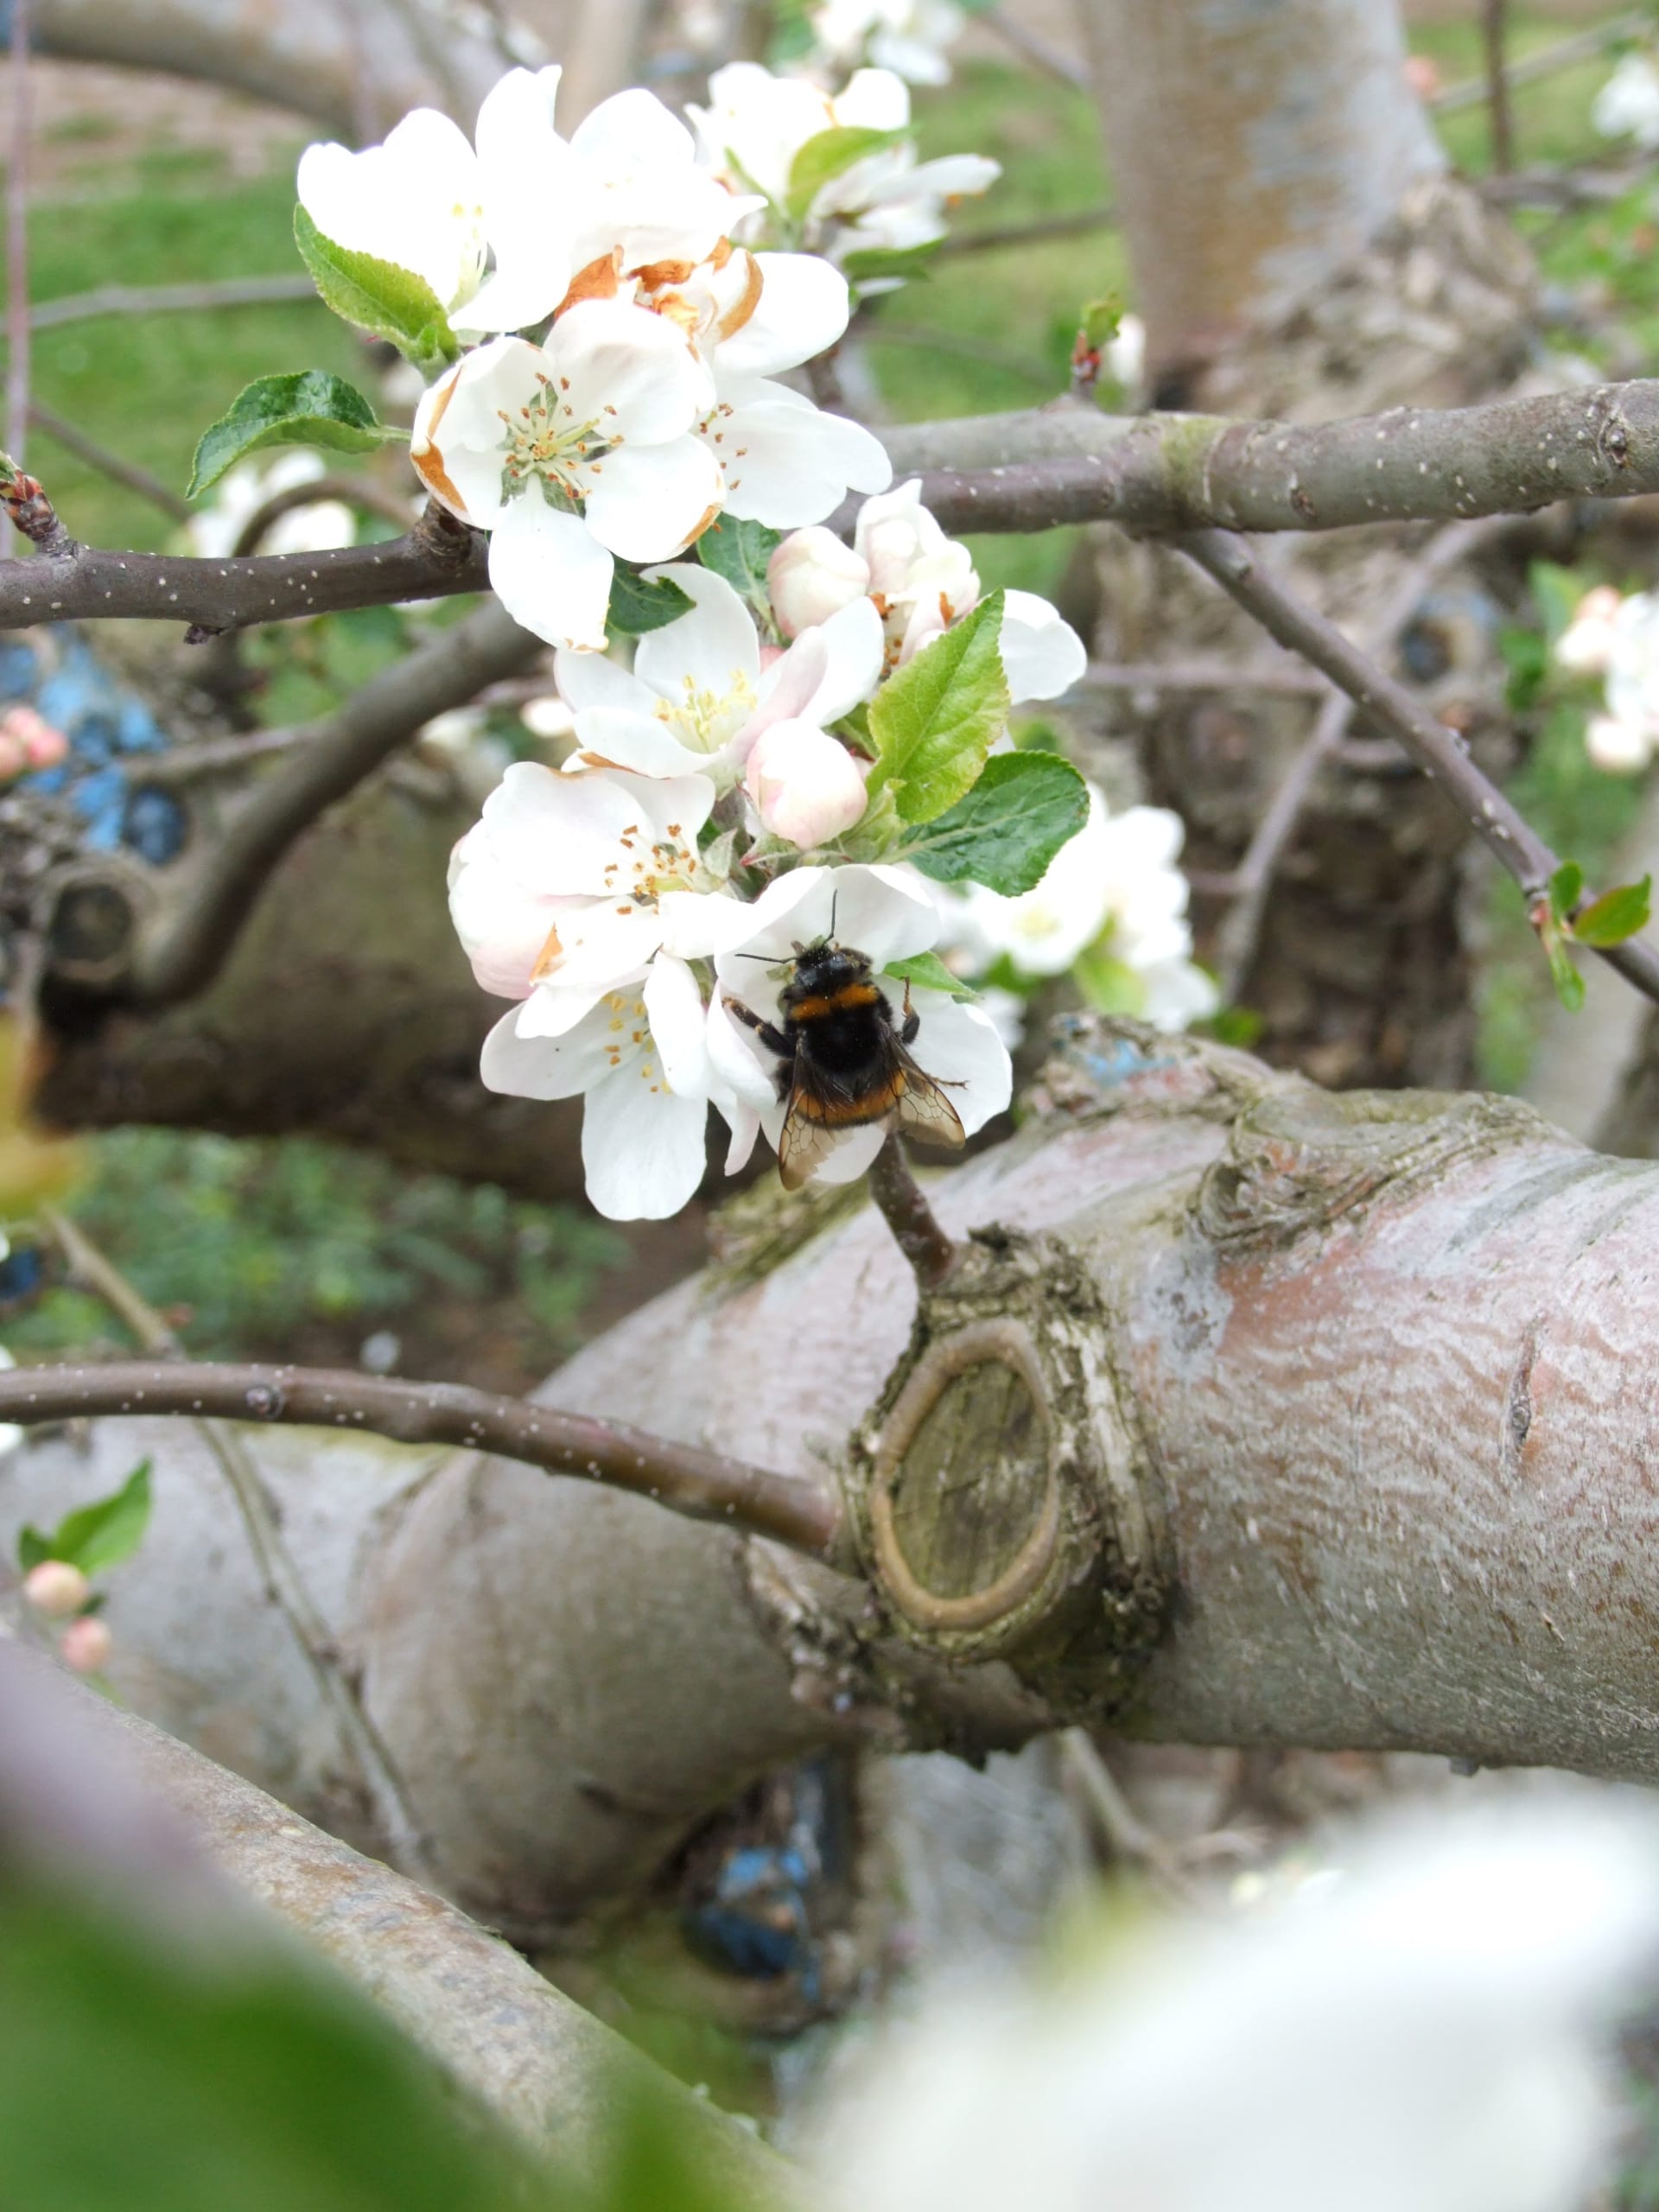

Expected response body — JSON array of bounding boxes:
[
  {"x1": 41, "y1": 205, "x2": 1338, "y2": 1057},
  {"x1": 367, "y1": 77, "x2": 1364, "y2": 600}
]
[
  {"x1": 893, "y1": 1051, "x2": 967, "y2": 1151},
  {"x1": 777, "y1": 1097, "x2": 849, "y2": 1192}
]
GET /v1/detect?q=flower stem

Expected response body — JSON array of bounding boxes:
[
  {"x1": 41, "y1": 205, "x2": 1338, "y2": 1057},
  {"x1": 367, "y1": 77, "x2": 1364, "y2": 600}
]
[{"x1": 868, "y1": 1134, "x2": 958, "y2": 1290}]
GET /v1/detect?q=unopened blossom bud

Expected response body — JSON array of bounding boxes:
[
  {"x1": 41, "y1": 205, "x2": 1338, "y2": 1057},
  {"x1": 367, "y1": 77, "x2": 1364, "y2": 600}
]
[
  {"x1": 60, "y1": 1614, "x2": 111, "y2": 1674},
  {"x1": 768, "y1": 528, "x2": 869, "y2": 639},
  {"x1": 23, "y1": 720, "x2": 69, "y2": 770},
  {"x1": 746, "y1": 720, "x2": 869, "y2": 848},
  {"x1": 1586, "y1": 713, "x2": 1655, "y2": 773},
  {"x1": 23, "y1": 1560, "x2": 89, "y2": 1618}
]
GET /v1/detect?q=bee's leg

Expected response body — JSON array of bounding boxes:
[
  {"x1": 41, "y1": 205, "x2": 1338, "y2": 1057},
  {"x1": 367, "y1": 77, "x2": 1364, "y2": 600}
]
[
  {"x1": 723, "y1": 995, "x2": 793, "y2": 1059},
  {"x1": 899, "y1": 979, "x2": 919, "y2": 1046}
]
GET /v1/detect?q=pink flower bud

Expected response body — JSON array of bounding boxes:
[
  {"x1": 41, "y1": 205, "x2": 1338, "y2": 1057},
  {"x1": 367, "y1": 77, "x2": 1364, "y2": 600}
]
[
  {"x1": 23, "y1": 1560, "x2": 90, "y2": 1618},
  {"x1": 767, "y1": 528, "x2": 868, "y2": 639},
  {"x1": 60, "y1": 1614, "x2": 111, "y2": 1674},
  {"x1": 24, "y1": 723, "x2": 69, "y2": 769},
  {"x1": 745, "y1": 720, "x2": 869, "y2": 849},
  {"x1": 0, "y1": 702, "x2": 69, "y2": 773}
]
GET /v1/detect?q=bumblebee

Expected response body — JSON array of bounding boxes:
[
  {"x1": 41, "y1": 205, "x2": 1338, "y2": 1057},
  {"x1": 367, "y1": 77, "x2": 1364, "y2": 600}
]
[{"x1": 726, "y1": 934, "x2": 965, "y2": 1191}]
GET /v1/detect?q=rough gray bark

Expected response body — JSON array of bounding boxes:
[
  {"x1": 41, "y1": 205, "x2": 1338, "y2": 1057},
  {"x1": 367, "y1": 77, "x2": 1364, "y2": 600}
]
[
  {"x1": 21, "y1": 1025, "x2": 1659, "y2": 1931},
  {"x1": 1074, "y1": 0, "x2": 1444, "y2": 383}
]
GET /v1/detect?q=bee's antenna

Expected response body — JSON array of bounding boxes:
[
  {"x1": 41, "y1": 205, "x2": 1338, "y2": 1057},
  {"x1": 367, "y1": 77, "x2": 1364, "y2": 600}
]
[
  {"x1": 829, "y1": 888, "x2": 839, "y2": 943},
  {"x1": 733, "y1": 950, "x2": 777, "y2": 962}
]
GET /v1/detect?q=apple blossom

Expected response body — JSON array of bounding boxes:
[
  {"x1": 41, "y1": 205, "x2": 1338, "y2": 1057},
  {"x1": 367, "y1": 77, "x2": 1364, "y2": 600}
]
[
  {"x1": 817, "y1": 1798, "x2": 1659, "y2": 2212},
  {"x1": 1594, "y1": 51, "x2": 1659, "y2": 150},
  {"x1": 770, "y1": 482, "x2": 1087, "y2": 699},
  {"x1": 555, "y1": 562, "x2": 883, "y2": 786},
  {"x1": 745, "y1": 719, "x2": 869, "y2": 846},
  {"x1": 1553, "y1": 588, "x2": 1659, "y2": 773},
  {"x1": 60, "y1": 1616, "x2": 113, "y2": 1675},
  {"x1": 808, "y1": 0, "x2": 966, "y2": 87},
  {"x1": 934, "y1": 787, "x2": 1218, "y2": 1033},
  {"x1": 769, "y1": 525, "x2": 870, "y2": 638},
  {"x1": 412, "y1": 312, "x2": 721, "y2": 652},
  {"x1": 696, "y1": 865, "x2": 1012, "y2": 1188},
  {"x1": 23, "y1": 1561, "x2": 90, "y2": 1619},
  {"x1": 686, "y1": 64, "x2": 997, "y2": 283},
  {"x1": 298, "y1": 105, "x2": 489, "y2": 319},
  {"x1": 1586, "y1": 712, "x2": 1655, "y2": 774}
]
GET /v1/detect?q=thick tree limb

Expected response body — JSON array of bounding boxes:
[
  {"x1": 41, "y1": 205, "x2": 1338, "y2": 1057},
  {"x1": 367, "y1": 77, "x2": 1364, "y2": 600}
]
[
  {"x1": 12, "y1": 380, "x2": 1659, "y2": 638},
  {"x1": 1177, "y1": 526, "x2": 1659, "y2": 1010},
  {"x1": 0, "y1": 1358, "x2": 843, "y2": 1560},
  {"x1": 0, "y1": 1645, "x2": 787, "y2": 2202}
]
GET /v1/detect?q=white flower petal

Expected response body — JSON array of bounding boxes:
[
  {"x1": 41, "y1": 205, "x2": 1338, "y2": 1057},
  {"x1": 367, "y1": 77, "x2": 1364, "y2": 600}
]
[
  {"x1": 634, "y1": 563, "x2": 761, "y2": 702},
  {"x1": 708, "y1": 985, "x2": 784, "y2": 1109},
  {"x1": 487, "y1": 499, "x2": 614, "y2": 652},
  {"x1": 810, "y1": 1123, "x2": 888, "y2": 1185},
  {"x1": 805, "y1": 593, "x2": 887, "y2": 721},
  {"x1": 570, "y1": 85, "x2": 696, "y2": 174},
  {"x1": 413, "y1": 336, "x2": 543, "y2": 522},
  {"x1": 515, "y1": 978, "x2": 632, "y2": 1039},
  {"x1": 582, "y1": 1058, "x2": 709, "y2": 1219},
  {"x1": 658, "y1": 888, "x2": 766, "y2": 961},
  {"x1": 454, "y1": 67, "x2": 575, "y2": 332},
  {"x1": 541, "y1": 901, "x2": 669, "y2": 992},
  {"x1": 582, "y1": 437, "x2": 725, "y2": 563},
  {"x1": 566, "y1": 706, "x2": 711, "y2": 779},
  {"x1": 644, "y1": 951, "x2": 714, "y2": 1095},
  {"x1": 902, "y1": 990, "x2": 1011, "y2": 1134},
  {"x1": 716, "y1": 253, "x2": 851, "y2": 378},
  {"x1": 835, "y1": 67, "x2": 912, "y2": 130},
  {"x1": 548, "y1": 297, "x2": 713, "y2": 445},
  {"x1": 715, "y1": 384, "x2": 893, "y2": 525},
  {"x1": 480, "y1": 995, "x2": 616, "y2": 1098},
  {"x1": 297, "y1": 110, "x2": 484, "y2": 312},
  {"x1": 1001, "y1": 589, "x2": 1086, "y2": 702},
  {"x1": 449, "y1": 826, "x2": 582, "y2": 996},
  {"x1": 556, "y1": 647, "x2": 652, "y2": 715}
]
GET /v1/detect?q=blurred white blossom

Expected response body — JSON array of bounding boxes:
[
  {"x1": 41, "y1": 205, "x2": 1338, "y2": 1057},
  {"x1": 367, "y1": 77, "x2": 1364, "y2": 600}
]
[
  {"x1": 808, "y1": 0, "x2": 965, "y2": 86},
  {"x1": 820, "y1": 1798, "x2": 1659, "y2": 2212},
  {"x1": 0, "y1": 1342, "x2": 19, "y2": 1461},
  {"x1": 1594, "y1": 52, "x2": 1659, "y2": 150},
  {"x1": 183, "y1": 451, "x2": 355, "y2": 562},
  {"x1": 1554, "y1": 585, "x2": 1659, "y2": 774}
]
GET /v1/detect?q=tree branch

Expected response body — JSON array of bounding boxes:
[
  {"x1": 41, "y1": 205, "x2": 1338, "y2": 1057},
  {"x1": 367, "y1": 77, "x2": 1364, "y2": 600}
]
[
  {"x1": 10, "y1": 273, "x2": 319, "y2": 343},
  {"x1": 868, "y1": 1134, "x2": 959, "y2": 1289},
  {"x1": 1177, "y1": 526, "x2": 1659, "y2": 1009},
  {"x1": 0, "y1": 1359, "x2": 846, "y2": 1564},
  {"x1": 124, "y1": 597, "x2": 538, "y2": 1006},
  {"x1": 14, "y1": 380, "x2": 1659, "y2": 636},
  {"x1": 28, "y1": 399, "x2": 192, "y2": 524}
]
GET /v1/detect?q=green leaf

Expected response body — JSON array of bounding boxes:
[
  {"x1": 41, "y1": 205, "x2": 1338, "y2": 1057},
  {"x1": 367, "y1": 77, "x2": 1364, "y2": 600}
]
[
  {"x1": 1548, "y1": 861, "x2": 1584, "y2": 925},
  {"x1": 785, "y1": 126, "x2": 906, "y2": 222},
  {"x1": 188, "y1": 372, "x2": 402, "y2": 499},
  {"x1": 18, "y1": 1462, "x2": 151, "y2": 1580},
  {"x1": 866, "y1": 591, "x2": 1010, "y2": 825},
  {"x1": 1529, "y1": 559, "x2": 1583, "y2": 652},
  {"x1": 607, "y1": 564, "x2": 695, "y2": 635},
  {"x1": 1074, "y1": 942, "x2": 1146, "y2": 1018},
  {"x1": 1547, "y1": 933, "x2": 1586, "y2": 1013},
  {"x1": 697, "y1": 516, "x2": 783, "y2": 611},
  {"x1": 293, "y1": 207, "x2": 458, "y2": 372},
  {"x1": 838, "y1": 241, "x2": 938, "y2": 285},
  {"x1": 885, "y1": 951, "x2": 976, "y2": 1001},
  {"x1": 902, "y1": 751, "x2": 1088, "y2": 895},
  {"x1": 1570, "y1": 874, "x2": 1652, "y2": 947}
]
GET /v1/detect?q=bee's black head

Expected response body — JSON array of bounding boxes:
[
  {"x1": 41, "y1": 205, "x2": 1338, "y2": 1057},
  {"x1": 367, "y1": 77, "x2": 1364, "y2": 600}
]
[{"x1": 788, "y1": 935, "x2": 872, "y2": 995}]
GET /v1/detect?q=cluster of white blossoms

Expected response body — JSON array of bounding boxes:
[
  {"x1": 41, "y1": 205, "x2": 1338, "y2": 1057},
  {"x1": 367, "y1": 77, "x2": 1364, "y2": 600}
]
[
  {"x1": 689, "y1": 62, "x2": 998, "y2": 288},
  {"x1": 1593, "y1": 51, "x2": 1659, "y2": 152},
  {"x1": 183, "y1": 450, "x2": 358, "y2": 563},
  {"x1": 1554, "y1": 583, "x2": 1659, "y2": 772},
  {"x1": 807, "y1": 0, "x2": 966, "y2": 86},
  {"x1": 299, "y1": 67, "x2": 893, "y2": 652},
  {"x1": 282, "y1": 69, "x2": 1206, "y2": 1222}
]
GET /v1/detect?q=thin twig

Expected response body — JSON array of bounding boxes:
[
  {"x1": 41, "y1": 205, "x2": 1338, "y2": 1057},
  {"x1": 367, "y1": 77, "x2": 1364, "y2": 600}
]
[
  {"x1": 932, "y1": 204, "x2": 1117, "y2": 261},
  {"x1": 134, "y1": 727, "x2": 315, "y2": 783},
  {"x1": 128, "y1": 597, "x2": 541, "y2": 1006},
  {"x1": 0, "y1": 1357, "x2": 846, "y2": 1563},
  {"x1": 41, "y1": 1206, "x2": 442, "y2": 1887},
  {"x1": 28, "y1": 400, "x2": 191, "y2": 524},
  {"x1": 1482, "y1": 0, "x2": 1515, "y2": 174},
  {"x1": 1059, "y1": 1730, "x2": 1203, "y2": 1906},
  {"x1": 11, "y1": 273, "x2": 319, "y2": 343},
  {"x1": 1179, "y1": 527, "x2": 1659, "y2": 1010},
  {"x1": 1430, "y1": 7, "x2": 1648, "y2": 114},
  {"x1": 1207, "y1": 518, "x2": 1501, "y2": 996},
  {"x1": 3, "y1": 0, "x2": 32, "y2": 561},
  {"x1": 868, "y1": 1135, "x2": 958, "y2": 1290}
]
